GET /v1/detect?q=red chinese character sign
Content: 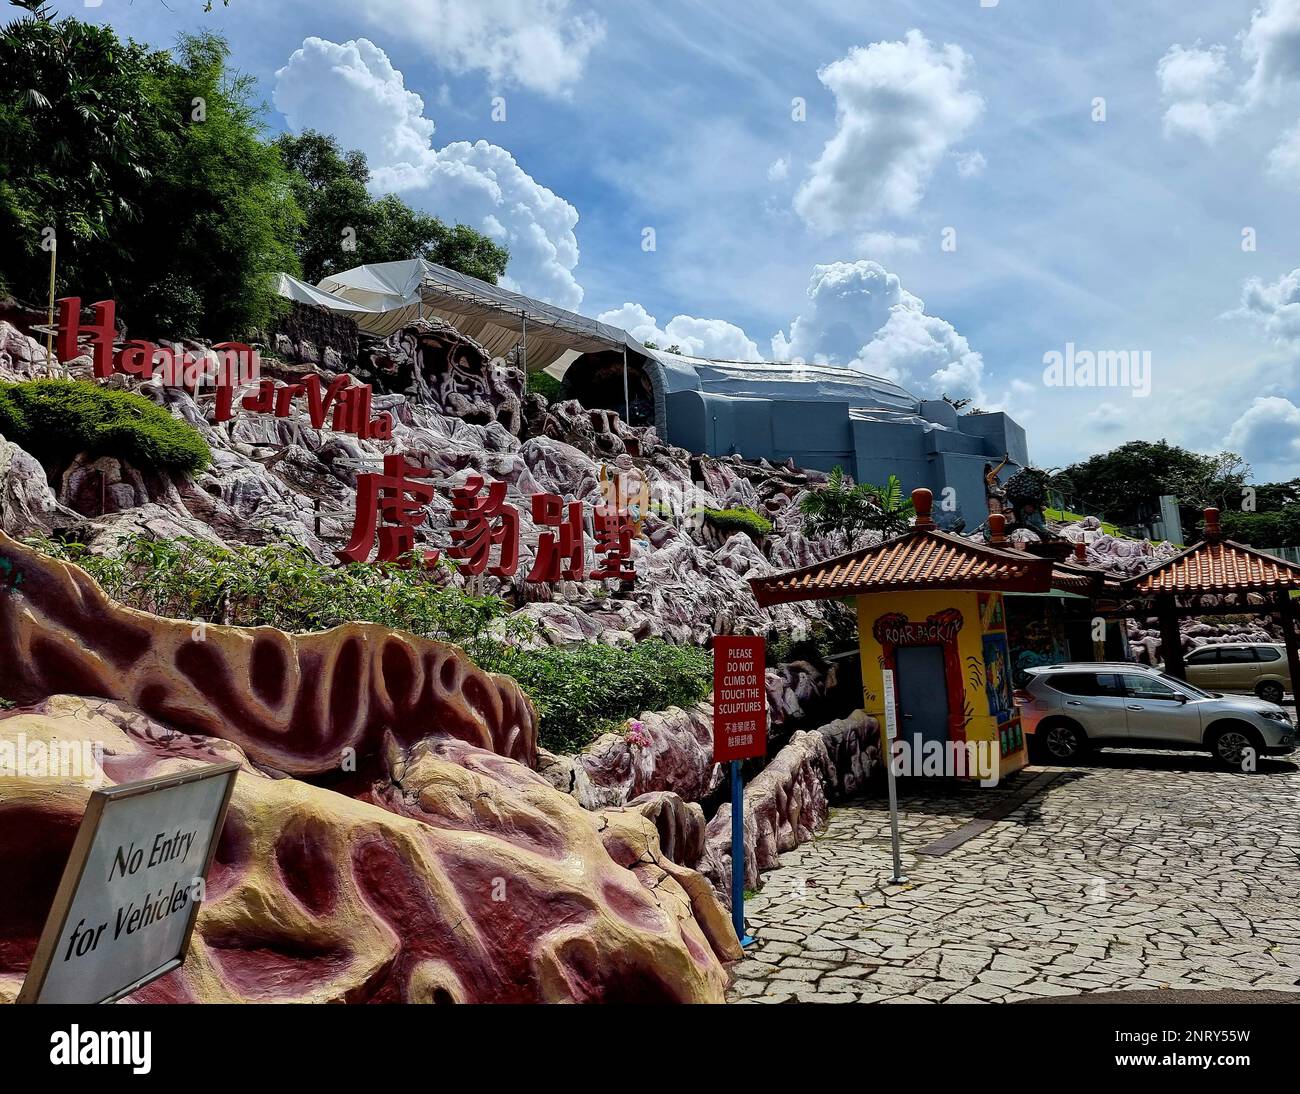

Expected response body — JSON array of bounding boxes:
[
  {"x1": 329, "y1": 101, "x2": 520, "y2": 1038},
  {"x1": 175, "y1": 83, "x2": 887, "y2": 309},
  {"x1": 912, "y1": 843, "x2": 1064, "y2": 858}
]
[
  {"x1": 527, "y1": 493, "x2": 585, "y2": 581},
  {"x1": 336, "y1": 454, "x2": 440, "y2": 567},
  {"x1": 713, "y1": 637, "x2": 767, "y2": 762},
  {"x1": 334, "y1": 463, "x2": 640, "y2": 583},
  {"x1": 449, "y1": 474, "x2": 520, "y2": 577}
]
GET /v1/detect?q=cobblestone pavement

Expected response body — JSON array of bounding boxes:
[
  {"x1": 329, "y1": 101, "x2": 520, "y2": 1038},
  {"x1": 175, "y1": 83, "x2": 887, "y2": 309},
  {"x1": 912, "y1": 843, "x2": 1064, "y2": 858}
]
[{"x1": 728, "y1": 750, "x2": 1300, "y2": 1003}]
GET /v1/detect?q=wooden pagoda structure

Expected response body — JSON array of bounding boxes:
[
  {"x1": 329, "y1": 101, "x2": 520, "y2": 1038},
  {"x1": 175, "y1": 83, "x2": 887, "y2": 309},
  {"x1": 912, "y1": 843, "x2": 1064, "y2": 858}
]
[{"x1": 1096, "y1": 507, "x2": 1300, "y2": 721}]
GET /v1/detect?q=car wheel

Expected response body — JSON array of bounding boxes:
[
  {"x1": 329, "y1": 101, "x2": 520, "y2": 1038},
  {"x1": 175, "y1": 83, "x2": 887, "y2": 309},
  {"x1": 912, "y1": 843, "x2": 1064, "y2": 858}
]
[
  {"x1": 1208, "y1": 724, "x2": 1264, "y2": 770},
  {"x1": 1256, "y1": 680, "x2": 1285, "y2": 705},
  {"x1": 1038, "y1": 720, "x2": 1087, "y2": 763}
]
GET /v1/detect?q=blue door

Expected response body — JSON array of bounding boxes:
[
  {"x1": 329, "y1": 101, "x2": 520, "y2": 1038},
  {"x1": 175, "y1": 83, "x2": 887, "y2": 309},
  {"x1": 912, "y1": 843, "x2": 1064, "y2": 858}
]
[{"x1": 896, "y1": 645, "x2": 950, "y2": 749}]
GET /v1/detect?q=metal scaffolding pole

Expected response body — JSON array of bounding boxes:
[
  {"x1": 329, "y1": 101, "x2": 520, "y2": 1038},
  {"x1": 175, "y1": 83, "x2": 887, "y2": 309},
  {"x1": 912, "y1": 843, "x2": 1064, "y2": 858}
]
[
  {"x1": 622, "y1": 345, "x2": 630, "y2": 424},
  {"x1": 521, "y1": 310, "x2": 528, "y2": 396}
]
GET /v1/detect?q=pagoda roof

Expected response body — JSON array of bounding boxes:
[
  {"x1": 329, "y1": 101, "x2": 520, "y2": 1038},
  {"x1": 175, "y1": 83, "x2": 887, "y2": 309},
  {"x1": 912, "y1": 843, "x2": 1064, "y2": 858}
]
[
  {"x1": 1125, "y1": 508, "x2": 1300, "y2": 595},
  {"x1": 749, "y1": 492, "x2": 1056, "y2": 608}
]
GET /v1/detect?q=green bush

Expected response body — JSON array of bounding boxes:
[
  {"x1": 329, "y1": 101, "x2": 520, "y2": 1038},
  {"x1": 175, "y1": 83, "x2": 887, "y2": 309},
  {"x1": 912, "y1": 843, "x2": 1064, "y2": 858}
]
[
  {"x1": 28, "y1": 533, "x2": 526, "y2": 660},
  {"x1": 0, "y1": 380, "x2": 210, "y2": 476},
  {"x1": 526, "y1": 370, "x2": 566, "y2": 404},
  {"x1": 27, "y1": 534, "x2": 710, "y2": 752},
  {"x1": 699, "y1": 506, "x2": 773, "y2": 538},
  {"x1": 484, "y1": 640, "x2": 712, "y2": 754}
]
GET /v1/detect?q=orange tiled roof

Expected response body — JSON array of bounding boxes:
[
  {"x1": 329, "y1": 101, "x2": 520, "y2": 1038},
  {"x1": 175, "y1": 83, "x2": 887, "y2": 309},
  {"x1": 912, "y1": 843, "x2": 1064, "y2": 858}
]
[
  {"x1": 1127, "y1": 537, "x2": 1300, "y2": 594},
  {"x1": 1049, "y1": 564, "x2": 1101, "y2": 596},
  {"x1": 749, "y1": 496, "x2": 1055, "y2": 608}
]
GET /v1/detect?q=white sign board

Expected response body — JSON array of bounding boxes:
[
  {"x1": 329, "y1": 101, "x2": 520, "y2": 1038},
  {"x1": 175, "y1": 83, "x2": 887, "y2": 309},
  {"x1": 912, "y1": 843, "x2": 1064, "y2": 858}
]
[
  {"x1": 881, "y1": 668, "x2": 899, "y2": 742},
  {"x1": 18, "y1": 761, "x2": 238, "y2": 1004}
]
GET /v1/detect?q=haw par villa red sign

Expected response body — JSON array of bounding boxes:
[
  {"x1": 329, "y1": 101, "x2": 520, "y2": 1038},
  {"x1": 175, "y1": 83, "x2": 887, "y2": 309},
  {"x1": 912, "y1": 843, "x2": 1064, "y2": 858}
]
[
  {"x1": 55, "y1": 297, "x2": 639, "y2": 581},
  {"x1": 57, "y1": 297, "x2": 392, "y2": 440}
]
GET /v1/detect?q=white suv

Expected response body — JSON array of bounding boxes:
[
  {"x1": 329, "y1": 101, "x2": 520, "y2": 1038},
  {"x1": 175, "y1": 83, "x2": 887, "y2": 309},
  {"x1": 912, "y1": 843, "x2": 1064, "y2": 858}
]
[{"x1": 1017, "y1": 662, "x2": 1296, "y2": 768}]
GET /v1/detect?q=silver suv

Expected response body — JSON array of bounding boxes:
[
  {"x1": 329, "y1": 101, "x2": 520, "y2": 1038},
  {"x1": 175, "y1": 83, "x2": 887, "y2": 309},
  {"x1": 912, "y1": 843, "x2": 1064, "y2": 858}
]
[{"x1": 1017, "y1": 662, "x2": 1296, "y2": 768}]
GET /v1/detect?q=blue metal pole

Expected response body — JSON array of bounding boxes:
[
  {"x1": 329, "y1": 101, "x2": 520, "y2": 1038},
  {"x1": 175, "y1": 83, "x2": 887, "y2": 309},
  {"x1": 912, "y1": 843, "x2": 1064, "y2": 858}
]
[{"x1": 730, "y1": 759, "x2": 752, "y2": 946}]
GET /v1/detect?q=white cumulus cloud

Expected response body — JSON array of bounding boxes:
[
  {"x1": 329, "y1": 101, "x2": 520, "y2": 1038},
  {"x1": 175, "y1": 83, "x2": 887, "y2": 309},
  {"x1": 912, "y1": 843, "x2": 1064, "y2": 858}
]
[
  {"x1": 1242, "y1": 0, "x2": 1300, "y2": 103},
  {"x1": 1156, "y1": 44, "x2": 1238, "y2": 143},
  {"x1": 1267, "y1": 120, "x2": 1300, "y2": 185},
  {"x1": 1158, "y1": 5, "x2": 1300, "y2": 148},
  {"x1": 793, "y1": 30, "x2": 983, "y2": 232},
  {"x1": 1157, "y1": 43, "x2": 1232, "y2": 101},
  {"x1": 1235, "y1": 267, "x2": 1300, "y2": 344},
  {"x1": 1225, "y1": 396, "x2": 1300, "y2": 475},
  {"x1": 351, "y1": 0, "x2": 605, "y2": 96},
  {"x1": 597, "y1": 303, "x2": 762, "y2": 361},
  {"x1": 771, "y1": 260, "x2": 985, "y2": 401},
  {"x1": 274, "y1": 37, "x2": 584, "y2": 309}
]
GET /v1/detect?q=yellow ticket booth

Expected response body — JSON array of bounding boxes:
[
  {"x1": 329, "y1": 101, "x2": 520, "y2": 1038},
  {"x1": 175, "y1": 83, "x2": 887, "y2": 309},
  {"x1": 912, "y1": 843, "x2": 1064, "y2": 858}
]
[{"x1": 750, "y1": 489, "x2": 1075, "y2": 782}]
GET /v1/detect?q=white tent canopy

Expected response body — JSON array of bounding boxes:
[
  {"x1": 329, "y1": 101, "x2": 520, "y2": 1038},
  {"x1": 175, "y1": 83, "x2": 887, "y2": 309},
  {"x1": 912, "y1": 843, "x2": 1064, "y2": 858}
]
[
  {"x1": 279, "y1": 258, "x2": 643, "y2": 373},
  {"x1": 273, "y1": 272, "x2": 378, "y2": 315}
]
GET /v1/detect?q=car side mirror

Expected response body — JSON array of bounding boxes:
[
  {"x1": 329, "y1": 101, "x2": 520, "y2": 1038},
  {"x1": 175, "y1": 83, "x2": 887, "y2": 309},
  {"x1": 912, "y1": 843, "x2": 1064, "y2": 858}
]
[{"x1": 1175, "y1": 693, "x2": 1188, "y2": 703}]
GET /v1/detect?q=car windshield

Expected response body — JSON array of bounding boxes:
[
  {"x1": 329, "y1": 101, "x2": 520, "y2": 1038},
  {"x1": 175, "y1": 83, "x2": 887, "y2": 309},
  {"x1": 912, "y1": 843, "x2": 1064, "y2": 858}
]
[{"x1": 1156, "y1": 671, "x2": 1213, "y2": 699}]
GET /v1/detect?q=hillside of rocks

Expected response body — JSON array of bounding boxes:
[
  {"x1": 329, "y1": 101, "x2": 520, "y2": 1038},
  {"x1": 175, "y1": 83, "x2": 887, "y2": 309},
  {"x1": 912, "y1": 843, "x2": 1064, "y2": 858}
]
[{"x1": 0, "y1": 318, "x2": 860, "y2": 649}]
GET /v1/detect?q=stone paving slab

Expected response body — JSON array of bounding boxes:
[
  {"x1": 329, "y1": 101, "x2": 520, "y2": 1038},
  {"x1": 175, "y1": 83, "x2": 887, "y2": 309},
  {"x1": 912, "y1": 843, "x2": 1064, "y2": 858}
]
[{"x1": 728, "y1": 749, "x2": 1300, "y2": 1003}]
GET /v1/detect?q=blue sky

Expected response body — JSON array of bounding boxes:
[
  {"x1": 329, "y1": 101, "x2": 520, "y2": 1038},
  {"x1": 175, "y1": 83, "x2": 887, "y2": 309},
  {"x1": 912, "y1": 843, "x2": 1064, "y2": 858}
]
[{"x1": 63, "y1": 0, "x2": 1300, "y2": 479}]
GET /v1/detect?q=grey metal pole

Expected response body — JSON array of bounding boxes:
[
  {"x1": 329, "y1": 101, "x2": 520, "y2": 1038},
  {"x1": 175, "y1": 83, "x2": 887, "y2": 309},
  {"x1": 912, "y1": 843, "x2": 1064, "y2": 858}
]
[
  {"x1": 521, "y1": 310, "x2": 528, "y2": 397},
  {"x1": 881, "y1": 668, "x2": 907, "y2": 885},
  {"x1": 622, "y1": 345, "x2": 631, "y2": 423}
]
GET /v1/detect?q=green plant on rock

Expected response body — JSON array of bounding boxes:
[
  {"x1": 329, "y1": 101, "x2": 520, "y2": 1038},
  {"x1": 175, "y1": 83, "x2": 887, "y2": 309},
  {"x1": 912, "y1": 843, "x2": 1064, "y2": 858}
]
[
  {"x1": 799, "y1": 468, "x2": 914, "y2": 540},
  {"x1": 28, "y1": 533, "x2": 529, "y2": 661},
  {"x1": 481, "y1": 639, "x2": 713, "y2": 754},
  {"x1": 26, "y1": 533, "x2": 711, "y2": 754},
  {"x1": 698, "y1": 506, "x2": 773, "y2": 538},
  {"x1": 526, "y1": 370, "x2": 566, "y2": 404},
  {"x1": 0, "y1": 380, "x2": 211, "y2": 476}
]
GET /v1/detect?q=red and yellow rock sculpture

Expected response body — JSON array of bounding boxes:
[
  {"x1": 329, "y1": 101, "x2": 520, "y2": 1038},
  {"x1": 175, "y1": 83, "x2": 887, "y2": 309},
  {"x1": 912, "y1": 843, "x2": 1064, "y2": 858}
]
[
  {"x1": 0, "y1": 533, "x2": 739, "y2": 1003},
  {"x1": 0, "y1": 530, "x2": 535, "y2": 772}
]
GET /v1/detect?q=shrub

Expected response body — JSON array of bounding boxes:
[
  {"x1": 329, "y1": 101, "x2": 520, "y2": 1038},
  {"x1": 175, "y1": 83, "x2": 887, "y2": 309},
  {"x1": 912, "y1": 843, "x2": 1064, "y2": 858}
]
[
  {"x1": 0, "y1": 380, "x2": 210, "y2": 476},
  {"x1": 484, "y1": 639, "x2": 713, "y2": 754},
  {"x1": 699, "y1": 506, "x2": 773, "y2": 538},
  {"x1": 27, "y1": 534, "x2": 529, "y2": 661},
  {"x1": 799, "y1": 468, "x2": 913, "y2": 539},
  {"x1": 526, "y1": 370, "x2": 566, "y2": 404},
  {"x1": 27, "y1": 534, "x2": 711, "y2": 751}
]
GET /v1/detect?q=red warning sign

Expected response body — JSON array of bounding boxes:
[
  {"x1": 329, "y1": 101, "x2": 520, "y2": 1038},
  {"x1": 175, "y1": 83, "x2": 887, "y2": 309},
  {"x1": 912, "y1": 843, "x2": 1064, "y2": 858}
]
[{"x1": 713, "y1": 637, "x2": 767, "y2": 762}]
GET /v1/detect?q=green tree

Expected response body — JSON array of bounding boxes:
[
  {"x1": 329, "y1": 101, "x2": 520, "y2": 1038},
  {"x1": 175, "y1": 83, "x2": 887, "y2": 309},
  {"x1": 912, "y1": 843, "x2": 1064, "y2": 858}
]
[
  {"x1": 1058, "y1": 440, "x2": 1249, "y2": 529},
  {"x1": 124, "y1": 31, "x2": 300, "y2": 338},
  {"x1": 799, "y1": 468, "x2": 915, "y2": 540},
  {"x1": 275, "y1": 130, "x2": 509, "y2": 285},
  {"x1": 0, "y1": 11, "x2": 299, "y2": 338},
  {"x1": 0, "y1": 5, "x2": 168, "y2": 304}
]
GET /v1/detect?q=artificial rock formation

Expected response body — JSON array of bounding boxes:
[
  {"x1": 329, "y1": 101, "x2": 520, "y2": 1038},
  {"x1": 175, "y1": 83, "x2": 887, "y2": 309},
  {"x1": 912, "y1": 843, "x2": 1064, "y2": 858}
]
[
  {"x1": 0, "y1": 530, "x2": 537, "y2": 773},
  {"x1": 0, "y1": 697, "x2": 733, "y2": 1003},
  {"x1": 0, "y1": 317, "x2": 854, "y2": 648},
  {"x1": 700, "y1": 710, "x2": 881, "y2": 907}
]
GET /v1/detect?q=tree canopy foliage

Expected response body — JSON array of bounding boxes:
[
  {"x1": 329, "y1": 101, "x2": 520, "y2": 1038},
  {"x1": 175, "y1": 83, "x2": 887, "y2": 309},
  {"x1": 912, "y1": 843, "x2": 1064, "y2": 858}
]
[
  {"x1": 0, "y1": 8, "x2": 508, "y2": 340},
  {"x1": 274, "y1": 130, "x2": 509, "y2": 285},
  {"x1": 1055, "y1": 440, "x2": 1249, "y2": 530}
]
